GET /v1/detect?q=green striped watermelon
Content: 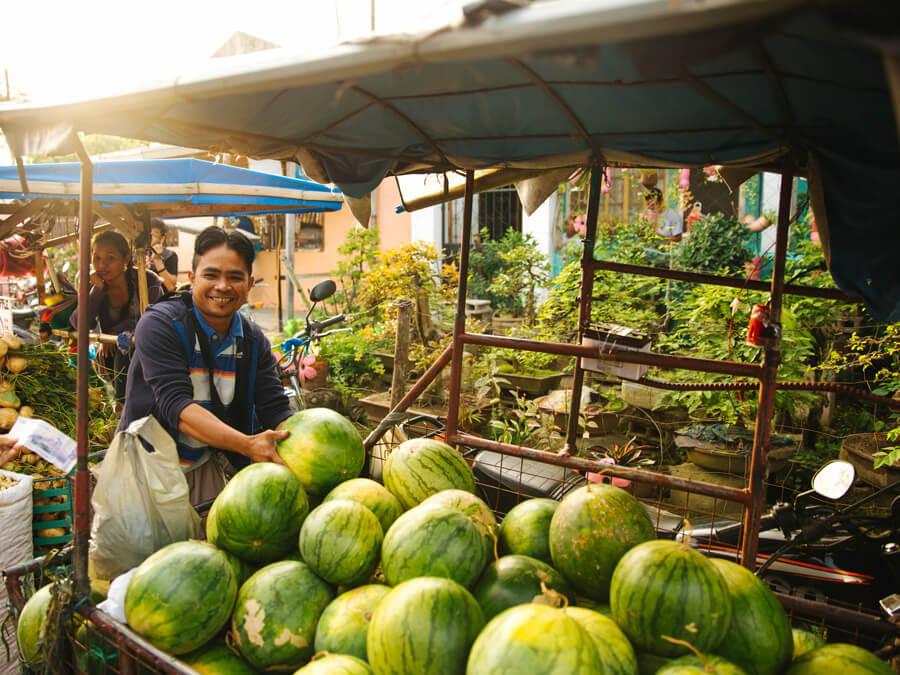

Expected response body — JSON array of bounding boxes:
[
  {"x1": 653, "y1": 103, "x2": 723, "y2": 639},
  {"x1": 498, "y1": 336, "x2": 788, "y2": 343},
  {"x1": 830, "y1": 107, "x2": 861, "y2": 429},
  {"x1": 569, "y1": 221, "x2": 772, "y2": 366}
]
[
  {"x1": 610, "y1": 540, "x2": 732, "y2": 658},
  {"x1": 656, "y1": 654, "x2": 747, "y2": 674},
  {"x1": 791, "y1": 628, "x2": 826, "y2": 660},
  {"x1": 207, "y1": 462, "x2": 309, "y2": 563},
  {"x1": 499, "y1": 498, "x2": 558, "y2": 564},
  {"x1": 710, "y1": 558, "x2": 792, "y2": 675},
  {"x1": 324, "y1": 478, "x2": 404, "y2": 533},
  {"x1": 368, "y1": 577, "x2": 484, "y2": 675},
  {"x1": 383, "y1": 438, "x2": 475, "y2": 509},
  {"x1": 549, "y1": 484, "x2": 655, "y2": 601},
  {"x1": 567, "y1": 607, "x2": 638, "y2": 675},
  {"x1": 295, "y1": 654, "x2": 373, "y2": 674},
  {"x1": 465, "y1": 604, "x2": 603, "y2": 674},
  {"x1": 125, "y1": 541, "x2": 237, "y2": 655},
  {"x1": 278, "y1": 408, "x2": 365, "y2": 496},
  {"x1": 785, "y1": 644, "x2": 892, "y2": 674},
  {"x1": 420, "y1": 489, "x2": 498, "y2": 559},
  {"x1": 381, "y1": 504, "x2": 488, "y2": 588},
  {"x1": 574, "y1": 596, "x2": 611, "y2": 615},
  {"x1": 231, "y1": 560, "x2": 334, "y2": 670},
  {"x1": 314, "y1": 584, "x2": 391, "y2": 661},
  {"x1": 638, "y1": 652, "x2": 673, "y2": 674},
  {"x1": 471, "y1": 554, "x2": 573, "y2": 620},
  {"x1": 16, "y1": 584, "x2": 53, "y2": 669},
  {"x1": 181, "y1": 640, "x2": 257, "y2": 675},
  {"x1": 222, "y1": 549, "x2": 258, "y2": 586},
  {"x1": 300, "y1": 500, "x2": 383, "y2": 586}
]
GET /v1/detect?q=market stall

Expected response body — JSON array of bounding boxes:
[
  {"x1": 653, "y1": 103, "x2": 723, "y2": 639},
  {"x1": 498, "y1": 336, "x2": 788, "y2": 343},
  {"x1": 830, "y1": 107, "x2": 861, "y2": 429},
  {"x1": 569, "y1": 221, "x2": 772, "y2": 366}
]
[{"x1": 0, "y1": 0, "x2": 898, "y2": 672}]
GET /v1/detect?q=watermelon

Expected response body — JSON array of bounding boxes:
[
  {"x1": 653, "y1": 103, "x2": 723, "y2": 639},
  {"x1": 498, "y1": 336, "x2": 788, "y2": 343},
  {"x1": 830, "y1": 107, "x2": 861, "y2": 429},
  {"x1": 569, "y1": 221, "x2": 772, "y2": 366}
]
[
  {"x1": 471, "y1": 554, "x2": 573, "y2": 620},
  {"x1": 181, "y1": 640, "x2": 257, "y2": 675},
  {"x1": 656, "y1": 654, "x2": 748, "y2": 674},
  {"x1": 75, "y1": 621, "x2": 119, "y2": 675},
  {"x1": 421, "y1": 489, "x2": 498, "y2": 559},
  {"x1": 207, "y1": 462, "x2": 309, "y2": 563},
  {"x1": 567, "y1": 606, "x2": 638, "y2": 675},
  {"x1": 575, "y1": 595, "x2": 611, "y2": 615},
  {"x1": 498, "y1": 498, "x2": 558, "y2": 563},
  {"x1": 16, "y1": 584, "x2": 54, "y2": 668},
  {"x1": 791, "y1": 628, "x2": 826, "y2": 659},
  {"x1": 125, "y1": 541, "x2": 237, "y2": 655},
  {"x1": 381, "y1": 504, "x2": 488, "y2": 588},
  {"x1": 324, "y1": 478, "x2": 404, "y2": 532},
  {"x1": 222, "y1": 550, "x2": 257, "y2": 586},
  {"x1": 710, "y1": 558, "x2": 792, "y2": 675},
  {"x1": 278, "y1": 408, "x2": 365, "y2": 496},
  {"x1": 610, "y1": 540, "x2": 732, "y2": 658},
  {"x1": 300, "y1": 500, "x2": 384, "y2": 586},
  {"x1": 785, "y1": 644, "x2": 892, "y2": 674},
  {"x1": 466, "y1": 604, "x2": 603, "y2": 674},
  {"x1": 231, "y1": 560, "x2": 334, "y2": 670},
  {"x1": 314, "y1": 584, "x2": 391, "y2": 661},
  {"x1": 368, "y1": 577, "x2": 484, "y2": 675},
  {"x1": 549, "y1": 483, "x2": 655, "y2": 601},
  {"x1": 638, "y1": 652, "x2": 673, "y2": 675},
  {"x1": 295, "y1": 654, "x2": 373, "y2": 674},
  {"x1": 383, "y1": 438, "x2": 475, "y2": 509}
]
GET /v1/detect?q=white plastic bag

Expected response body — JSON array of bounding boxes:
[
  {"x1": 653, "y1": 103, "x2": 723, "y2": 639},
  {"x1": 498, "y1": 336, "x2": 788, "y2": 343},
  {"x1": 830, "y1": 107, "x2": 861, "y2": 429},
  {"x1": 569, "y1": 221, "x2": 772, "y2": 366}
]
[
  {"x1": 0, "y1": 469, "x2": 33, "y2": 675},
  {"x1": 89, "y1": 416, "x2": 200, "y2": 580}
]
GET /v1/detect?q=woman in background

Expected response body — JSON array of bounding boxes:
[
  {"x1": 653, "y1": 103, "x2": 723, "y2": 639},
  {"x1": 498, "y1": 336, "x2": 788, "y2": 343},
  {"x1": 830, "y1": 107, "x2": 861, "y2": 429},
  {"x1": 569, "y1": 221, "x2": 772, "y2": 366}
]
[{"x1": 72, "y1": 231, "x2": 163, "y2": 401}]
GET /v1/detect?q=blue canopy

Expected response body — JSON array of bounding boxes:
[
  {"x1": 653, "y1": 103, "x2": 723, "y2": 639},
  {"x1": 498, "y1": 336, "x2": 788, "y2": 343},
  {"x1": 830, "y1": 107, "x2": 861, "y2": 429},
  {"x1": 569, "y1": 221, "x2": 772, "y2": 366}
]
[
  {"x1": 0, "y1": 159, "x2": 343, "y2": 218},
  {"x1": 0, "y1": 0, "x2": 897, "y2": 319}
]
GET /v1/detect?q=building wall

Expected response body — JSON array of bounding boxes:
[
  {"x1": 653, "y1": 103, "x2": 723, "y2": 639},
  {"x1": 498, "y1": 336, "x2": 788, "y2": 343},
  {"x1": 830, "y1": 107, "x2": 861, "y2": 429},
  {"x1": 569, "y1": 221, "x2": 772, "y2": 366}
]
[{"x1": 250, "y1": 178, "x2": 412, "y2": 311}]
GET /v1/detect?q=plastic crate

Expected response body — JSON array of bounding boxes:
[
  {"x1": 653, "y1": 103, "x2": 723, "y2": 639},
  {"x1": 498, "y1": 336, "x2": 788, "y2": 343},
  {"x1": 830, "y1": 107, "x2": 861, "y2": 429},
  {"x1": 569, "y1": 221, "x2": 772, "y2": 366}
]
[{"x1": 32, "y1": 475, "x2": 73, "y2": 551}]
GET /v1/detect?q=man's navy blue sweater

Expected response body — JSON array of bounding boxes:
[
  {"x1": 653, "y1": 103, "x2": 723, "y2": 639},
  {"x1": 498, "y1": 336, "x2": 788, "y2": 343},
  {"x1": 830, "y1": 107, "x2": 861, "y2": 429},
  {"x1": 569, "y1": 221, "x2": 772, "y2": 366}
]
[{"x1": 119, "y1": 295, "x2": 292, "y2": 458}]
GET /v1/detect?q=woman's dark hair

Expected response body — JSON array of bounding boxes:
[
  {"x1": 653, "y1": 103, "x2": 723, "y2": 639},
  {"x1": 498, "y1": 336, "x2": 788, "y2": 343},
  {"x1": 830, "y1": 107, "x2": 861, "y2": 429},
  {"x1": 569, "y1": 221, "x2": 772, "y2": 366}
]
[
  {"x1": 192, "y1": 226, "x2": 255, "y2": 273},
  {"x1": 150, "y1": 218, "x2": 167, "y2": 235},
  {"x1": 92, "y1": 231, "x2": 132, "y2": 267}
]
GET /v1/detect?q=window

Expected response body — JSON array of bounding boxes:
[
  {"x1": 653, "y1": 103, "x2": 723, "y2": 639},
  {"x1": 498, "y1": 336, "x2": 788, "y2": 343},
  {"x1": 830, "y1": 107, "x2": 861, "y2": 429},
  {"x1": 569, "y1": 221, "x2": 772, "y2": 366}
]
[{"x1": 441, "y1": 186, "x2": 523, "y2": 254}]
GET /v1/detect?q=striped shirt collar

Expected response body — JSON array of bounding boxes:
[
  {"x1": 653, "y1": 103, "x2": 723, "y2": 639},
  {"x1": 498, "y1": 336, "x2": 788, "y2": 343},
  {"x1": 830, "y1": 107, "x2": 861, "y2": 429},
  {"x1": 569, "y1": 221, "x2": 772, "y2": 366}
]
[{"x1": 192, "y1": 305, "x2": 243, "y2": 352}]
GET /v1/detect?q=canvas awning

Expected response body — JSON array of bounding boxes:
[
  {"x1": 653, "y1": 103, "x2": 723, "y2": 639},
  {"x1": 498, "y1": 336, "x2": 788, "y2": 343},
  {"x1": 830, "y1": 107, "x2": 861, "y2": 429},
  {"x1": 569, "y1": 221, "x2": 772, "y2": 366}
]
[{"x1": 0, "y1": 0, "x2": 897, "y2": 318}]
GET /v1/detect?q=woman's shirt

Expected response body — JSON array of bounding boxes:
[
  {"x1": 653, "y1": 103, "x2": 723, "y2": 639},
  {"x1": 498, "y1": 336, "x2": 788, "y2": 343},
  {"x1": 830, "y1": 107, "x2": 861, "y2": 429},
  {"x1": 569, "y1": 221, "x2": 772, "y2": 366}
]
[{"x1": 71, "y1": 268, "x2": 164, "y2": 334}]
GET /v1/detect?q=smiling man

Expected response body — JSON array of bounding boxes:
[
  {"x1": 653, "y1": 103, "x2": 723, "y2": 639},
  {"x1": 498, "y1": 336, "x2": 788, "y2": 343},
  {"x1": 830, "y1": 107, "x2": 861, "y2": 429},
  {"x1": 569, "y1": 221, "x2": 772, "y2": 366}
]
[{"x1": 120, "y1": 226, "x2": 292, "y2": 505}]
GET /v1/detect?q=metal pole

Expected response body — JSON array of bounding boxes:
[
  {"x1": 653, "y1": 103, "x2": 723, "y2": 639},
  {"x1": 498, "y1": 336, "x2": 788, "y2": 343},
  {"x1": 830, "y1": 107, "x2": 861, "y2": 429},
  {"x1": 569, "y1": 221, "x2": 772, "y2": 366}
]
[
  {"x1": 563, "y1": 166, "x2": 601, "y2": 455},
  {"x1": 275, "y1": 224, "x2": 283, "y2": 333},
  {"x1": 284, "y1": 163, "x2": 296, "y2": 320},
  {"x1": 444, "y1": 171, "x2": 474, "y2": 439},
  {"x1": 740, "y1": 172, "x2": 792, "y2": 568},
  {"x1": 72, "y1": 138, "x2": 93, "y2": 599}
]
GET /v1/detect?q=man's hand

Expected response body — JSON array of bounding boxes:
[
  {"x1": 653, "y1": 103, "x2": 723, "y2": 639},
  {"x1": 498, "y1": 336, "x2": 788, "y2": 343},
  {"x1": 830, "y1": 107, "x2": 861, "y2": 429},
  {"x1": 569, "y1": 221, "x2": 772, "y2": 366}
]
[
  {"x1": 245, "y1": 429, "x2": 289, "y2": 465},
  {"x1": 0, "y1": 435, "x2": 23, "y2": 466},
  {"x1": 89, "y1": 271, "x2": 104, "y2": 289}
]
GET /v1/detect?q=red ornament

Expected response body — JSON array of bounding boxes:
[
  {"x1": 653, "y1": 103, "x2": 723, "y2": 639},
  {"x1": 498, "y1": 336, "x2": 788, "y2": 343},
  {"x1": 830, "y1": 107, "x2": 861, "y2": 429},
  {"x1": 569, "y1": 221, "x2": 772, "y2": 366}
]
[{"x1": 746, "y1": 304, "x2": 771, "y2": 347}]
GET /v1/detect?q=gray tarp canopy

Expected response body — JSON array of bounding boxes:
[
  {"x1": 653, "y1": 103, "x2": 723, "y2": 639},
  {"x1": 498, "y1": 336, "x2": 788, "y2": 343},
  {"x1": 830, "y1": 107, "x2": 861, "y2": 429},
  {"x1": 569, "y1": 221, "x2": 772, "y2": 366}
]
[{"x1": 0, "y1": 0, "x2": 898, "y2": 319}]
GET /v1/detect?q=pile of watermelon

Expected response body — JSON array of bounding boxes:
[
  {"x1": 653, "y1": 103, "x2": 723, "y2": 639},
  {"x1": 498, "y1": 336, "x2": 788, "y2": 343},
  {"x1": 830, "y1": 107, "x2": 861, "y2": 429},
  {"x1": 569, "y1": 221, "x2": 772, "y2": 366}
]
[{"x1": 16, "y1": 407, "x2": 894, "y2": 674}]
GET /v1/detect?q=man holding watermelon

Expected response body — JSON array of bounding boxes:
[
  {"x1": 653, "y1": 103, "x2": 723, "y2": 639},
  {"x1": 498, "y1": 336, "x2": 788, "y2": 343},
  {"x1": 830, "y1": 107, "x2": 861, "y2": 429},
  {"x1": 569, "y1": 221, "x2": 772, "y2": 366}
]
[{"x1": 120, "y1": 226, "x2": 293, "y2": 505}]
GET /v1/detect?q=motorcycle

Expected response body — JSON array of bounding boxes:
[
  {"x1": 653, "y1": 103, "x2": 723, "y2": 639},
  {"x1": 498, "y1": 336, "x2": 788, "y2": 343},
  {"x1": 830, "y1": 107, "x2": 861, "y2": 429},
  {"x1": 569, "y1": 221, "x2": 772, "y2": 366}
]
[{"x1": 275, "y1": 279, "x2": 349, "y2": 412}]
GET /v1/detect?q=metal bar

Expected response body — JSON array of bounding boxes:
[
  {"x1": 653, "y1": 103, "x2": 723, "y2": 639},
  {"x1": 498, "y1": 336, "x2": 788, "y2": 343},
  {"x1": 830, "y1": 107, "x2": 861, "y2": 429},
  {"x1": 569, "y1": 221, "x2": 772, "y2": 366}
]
[
  {"x1": 461, "y1": 332, "x2": 764, "y2": 379},
  {"x1": 280, "y1": 252, "x2": 312, "y2": 311},
  {"x1": 740, "y1": 172, "x2": 793, "y2": 568},
  {"x1": 751, "y1": 40, "x2": 796, "y2": 129},
  {"x1": 451, "y1": 432, "x2": 751, "y2": 505},
  {"x1": 15, "y1": 156, "x2": 29, "y2": 194},
  {"x1": 564, "y1": 166, "x2": 601, "y2": 454},
  {"x1": 684, "y1": 71, "x2": 783, "y2": 143},
  {"x1": 351, "y1": 85, "x2": 453, "y2": 168},
  {"x1": 72, "y1": 136, "x2": 92, "y2": 600},
  {"x1": 82, "y1": 607, "x2": 198, "y2": 675},
  {"x1": 511, "y1": 60, "x2": 601, "y2": 158},
  {"x1": 775, "y1": 594, "x2": 900, "y2": 638},
  {"x1": 589, "y1": 259, "x2": 858, "y2": 303},
  {"x1": 135, "y1": 248, "x2": 150, "y2": 314},
  {"x1": 445, "y1": 171, "x2": 474, "y2": 439},
  {"x1": 363, "y1": 344, "x2": 453, "y2": 450}
]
